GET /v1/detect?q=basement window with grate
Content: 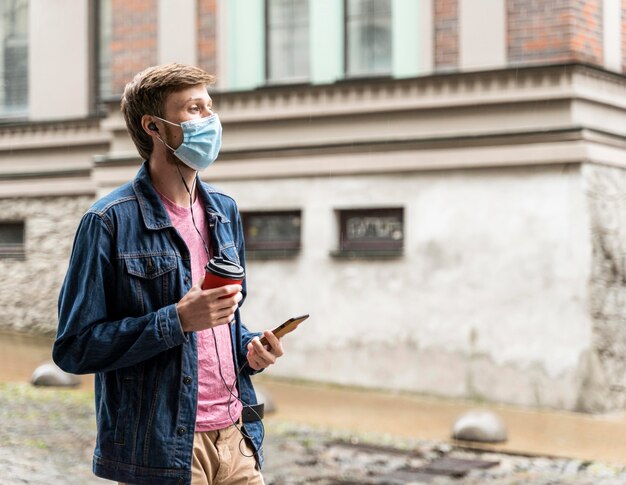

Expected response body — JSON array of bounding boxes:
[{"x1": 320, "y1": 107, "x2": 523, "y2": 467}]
[
  {"x1": 241, "y1": 210, "x2": 302, "y2": 260},
  {"x1": 332, "y1": 208, "x2": 403, "y2": 259},
  {"x1": 0, "y1": 221, "x2": 25, "y2": 260}
]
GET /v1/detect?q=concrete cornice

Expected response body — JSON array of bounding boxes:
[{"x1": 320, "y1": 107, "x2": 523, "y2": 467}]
[
  {"x1": 0, "y1": 116, "x2": 109, "y2": 151},
  {"x1": 0, "y1": 173, "x2": 95, "y2": 199},
  {"x1": 94, "y1": 126, "x2": 599, "y2": 166},
  {"x1": 85, "y1": 64, "x2": 626, "y2": 186},
  {"x1": 94, "y1": 126, "x2": 623, "y2": 187},
  {"x1": 0, "y1": 168, "x2": 91, "y2": 181},
  {"x1": 95, "y1": 139, "x2": 588, "y2": 189},
  {"x1": 101, "y1": 64, "x2": 626, "y2": 123},
  {"x1": 210, "y1": 64, "x2": 626, "y2": 123}
]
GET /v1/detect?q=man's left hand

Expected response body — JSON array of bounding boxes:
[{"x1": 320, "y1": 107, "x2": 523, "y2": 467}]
[{"x1": 246, "y1": 331, "x2": 284, "y2": 371}]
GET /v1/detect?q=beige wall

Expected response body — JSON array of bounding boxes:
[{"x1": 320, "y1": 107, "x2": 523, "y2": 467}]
[
  {"x1": 215, "y1": 164, "x2": 595, "y2": 410},
  {"x1": 419, "y1": 0, "x2": 434, "y2": 74},
  {"x1": 603, "y1": 0, "x2": 623, "y2": 72},
  {"x1": 586, "y1": 163, "x2": 626, "y2": 411},
  {"x1": 459, "y1": 0, "x2": 506, "y2": 70},
  {"x1": 0, "y1": 118, "x2": 107, "y2": 198},
  {"x1": 29, "y1": 0, "x2": 91, "y2": 120},
  {"x1": 158, "y1": 0, "x2": 197, "y2": 66}
]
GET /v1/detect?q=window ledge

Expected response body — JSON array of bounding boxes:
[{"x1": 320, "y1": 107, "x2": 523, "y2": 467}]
[
  {"x1": 247, "y1": 249, "x2": 300, "y2": 260},
  {"x1": 329, "y1": 249, "x2": 402, "y2": 260},
  {"x1": 0, "y1": 253, "x2": 26, "y2": 261}
]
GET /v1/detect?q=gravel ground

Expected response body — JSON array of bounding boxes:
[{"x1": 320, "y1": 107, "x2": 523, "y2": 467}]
[{"x1": 1, "y1": 383, "x2": 625, "y2": 485}]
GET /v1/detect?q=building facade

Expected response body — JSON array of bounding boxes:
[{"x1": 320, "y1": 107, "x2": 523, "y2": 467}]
[{"x1": 1, "y1": 0, "x2": 626, "y2": 412}]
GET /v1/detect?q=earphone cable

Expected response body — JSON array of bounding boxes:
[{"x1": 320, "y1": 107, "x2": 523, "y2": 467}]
[
  {"x1": 210, "y1": 327, "x2": 265, "y2": 458},
  {"x1": 176, "y1": 162, "x2": 264, "y2": 458}
]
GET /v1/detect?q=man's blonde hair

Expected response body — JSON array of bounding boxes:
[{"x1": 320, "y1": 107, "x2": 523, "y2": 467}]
[{"x1": 121, "y1": 63, "x2": 215, "y2": 160}]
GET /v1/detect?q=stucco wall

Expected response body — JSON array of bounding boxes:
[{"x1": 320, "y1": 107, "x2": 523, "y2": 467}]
[
  {"x1": 0, "y1": 196, "x2": 92, "y2": 335},
  {"x1": 585, "y1": 163, "x2": 626, "y2": 411},
  {"x1": 2, "y1": 162, "x2": 619, "y2": 411},
  {"x1": 217, "y1": 164, "x2": 596, "y2": 410}
]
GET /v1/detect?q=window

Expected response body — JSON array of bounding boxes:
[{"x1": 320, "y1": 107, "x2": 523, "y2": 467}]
[
  {"x1": 97, "y1": 0, "x2": 112, "y2": 101},
  {"x1": 0, "y1": 0, "x2": 28, "y2": 116},
  {"x1": 0, "y1": 221, "x2": 25, "y2": 260},
  {"x1": 334, "y1": 208, "x2": 403, "y2": 258},
  {"x1": 266, "y1": 0, "x2": 309, "y2": 83},
  {"x1": 242, "y1": 210, "x2": 302, "y2": 259},
  {"x1": 345, "y1": 0, "x2": 392, "y2": 77}
]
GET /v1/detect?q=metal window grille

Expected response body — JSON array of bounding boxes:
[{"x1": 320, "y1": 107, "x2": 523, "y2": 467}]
[
  {"x1": 242, "y1": 210, "x2": 302, "y2": 252},
  {"x1": 339, "y1": 208, "x2": 403, "y2": 252},
  {"x1": 0, "y1": 221, "x2": 25, "y2": 260}
]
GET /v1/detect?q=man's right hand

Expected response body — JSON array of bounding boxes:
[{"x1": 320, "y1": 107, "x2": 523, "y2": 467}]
[{"x1": 176, "y1": 276, "x2": 242, "y2": 333}]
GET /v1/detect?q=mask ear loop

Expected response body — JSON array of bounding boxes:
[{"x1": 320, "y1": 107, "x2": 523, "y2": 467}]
[
  {"x1": 154, "y1": 130, "x2": 179, "y2": 154},
  {"x1": 152, "y1": 116, "x2": 182, "y2": 153}
]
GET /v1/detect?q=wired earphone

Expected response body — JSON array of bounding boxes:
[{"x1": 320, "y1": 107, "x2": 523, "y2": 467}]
[{"x1": 172, "y1": 156, "x2": 265, "y2": 459}]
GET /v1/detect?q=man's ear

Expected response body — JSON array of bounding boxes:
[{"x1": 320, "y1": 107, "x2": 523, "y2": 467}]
[{"x1": 141, "y1": 115, "x2": 159, "y2": 136}]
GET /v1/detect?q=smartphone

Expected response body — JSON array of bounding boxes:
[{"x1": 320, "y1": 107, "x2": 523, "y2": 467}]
[{"x1": 259, "y1": 314, "x2": 310, "y2": 347}]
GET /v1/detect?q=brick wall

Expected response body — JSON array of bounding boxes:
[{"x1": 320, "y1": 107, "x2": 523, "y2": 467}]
[
  {"x1": 570, "y1": 0, "x2": 603, "y2": 64},
  {"x1": 197, "y1": 0, "x2": 217, "y2": 76},
  {"x1": 110, "y1": 0, "x2": 158, "y2": 95},
  {"x1": 508, "y1": 0, "x2": 603, "y2": 66},
  {"x1": 435, "y1": 0, "x2": 459, "y2": 70}
]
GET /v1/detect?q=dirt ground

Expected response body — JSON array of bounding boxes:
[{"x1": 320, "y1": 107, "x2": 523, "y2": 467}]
[{"x1": 1, "y1": 383, "x2": 626, "y2": 485}]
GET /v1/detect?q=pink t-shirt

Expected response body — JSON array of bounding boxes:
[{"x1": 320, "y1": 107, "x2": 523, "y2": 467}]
[{"x1": 158, "y1": 190, "x2": 243, "y2": 432}]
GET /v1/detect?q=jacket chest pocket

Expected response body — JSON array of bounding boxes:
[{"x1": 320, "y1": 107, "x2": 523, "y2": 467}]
[{"x1": 121, "y1": 254, "x2": 178, "y2": 315}]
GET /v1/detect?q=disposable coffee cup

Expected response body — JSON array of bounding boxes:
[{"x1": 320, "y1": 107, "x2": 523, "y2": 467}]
[{"x1": 201, "y1": 257, "x2": 245, "y2": 298}]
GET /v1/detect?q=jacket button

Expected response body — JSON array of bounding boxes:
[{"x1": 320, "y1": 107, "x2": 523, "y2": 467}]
[
  {"x1": 184, "y1": 276, "x2": 190, "y2": 284},
  {"x1": 177, "y1": 426, "x2": 186, "y2": 436},
  {"x1": 183, "y1": 376, "x2": 192, "y2": 385}
]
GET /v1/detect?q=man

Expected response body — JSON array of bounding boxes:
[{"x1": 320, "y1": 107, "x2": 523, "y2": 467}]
[{"x1": 53, "y1": 63, "x2": 283, "y2": 485}]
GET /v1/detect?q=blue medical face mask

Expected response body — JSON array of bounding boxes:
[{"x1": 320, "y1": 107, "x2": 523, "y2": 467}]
[{"x1": 153, "y1": 113, "x2": 222, "y2": 171}]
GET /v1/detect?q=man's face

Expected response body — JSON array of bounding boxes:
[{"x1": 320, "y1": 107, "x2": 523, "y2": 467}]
[{"x1": 160, "y1": 84, "x2": 214, "y2": 156}]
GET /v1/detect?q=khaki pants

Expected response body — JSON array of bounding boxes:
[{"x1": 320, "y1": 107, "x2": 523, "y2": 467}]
[{"x1": 119, "y1": 425, "x2": 264, "y2": 485}]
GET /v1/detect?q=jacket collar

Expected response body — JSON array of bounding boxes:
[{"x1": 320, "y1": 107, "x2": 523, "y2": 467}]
[{"x1": 132, "y1": 161, "x2": 229, "y2": 230}]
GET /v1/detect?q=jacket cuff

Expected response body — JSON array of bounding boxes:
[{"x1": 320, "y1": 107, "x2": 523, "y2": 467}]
[
  {"x1": 243, "y1": 331, "x2": 265, "y2": 375},
  {"x1": 158, "y1": 304, "x2": 188, "y2": 348}
]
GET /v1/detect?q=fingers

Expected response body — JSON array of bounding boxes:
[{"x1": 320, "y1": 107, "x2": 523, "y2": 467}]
[
  {"x1": 203, "y1": 286, "x2": 241, "y2": 319},
  {"x1": 178, "y1": 283, "x2": 242, "y2": 332},
  {"x1": 206, "y1": 294, "x2": 240, "y2": 318},
  {"x1": 247, "y1": 340, "x2": 273, "y2": 371},
  {"x1": 204, "y1": 284, "x2": 242, "y2": 298},
  {"x1": 214, "y1": 304, "x2": 239, "y2": 322},
  {"x1": 246, "y1": 348, "x2": 265, "y2": 371},
  {"x1": 204, "y1": 297, "x2": 239, "y2": 326},
  {"x1": 246, "y1": 332, "x2": 285, "y2": 370},
  {"x1": 262, "y1": 331, "x2": 284, "y2": 357},
  {"x1": 211, "y1": 308, "x2": 236, "y2": 326}
]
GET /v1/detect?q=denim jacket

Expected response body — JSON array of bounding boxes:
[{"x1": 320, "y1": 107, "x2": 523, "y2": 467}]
[{"x1": 53, "y1": 162, "x2": 263, "y2": 485}]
